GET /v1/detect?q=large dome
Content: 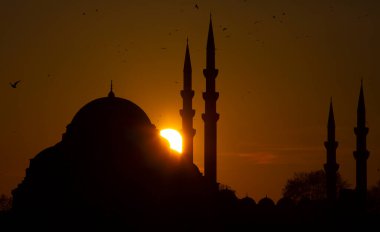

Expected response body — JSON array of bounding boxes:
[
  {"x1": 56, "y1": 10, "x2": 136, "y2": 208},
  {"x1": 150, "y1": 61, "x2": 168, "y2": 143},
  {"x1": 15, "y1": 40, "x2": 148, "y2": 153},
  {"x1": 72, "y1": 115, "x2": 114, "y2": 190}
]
[
  {"x1": 63, "y1": 93, "x2": 154, "y2": 144},
  {"x1": 71, "y1": 95, "x2": 151, "y2": 127}
]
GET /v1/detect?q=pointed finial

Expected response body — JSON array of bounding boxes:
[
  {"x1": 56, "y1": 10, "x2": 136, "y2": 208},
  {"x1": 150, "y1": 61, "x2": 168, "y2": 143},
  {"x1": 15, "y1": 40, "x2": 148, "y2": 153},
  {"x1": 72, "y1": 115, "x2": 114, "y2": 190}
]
[
  {"x1": 328, "y1": 97, "x2": 335, "y2": 126},
  {"x1": 329, "y1": 97, "x2": 334, "y2": 116},
  {"x1": 357, "y1": 78, "x2": 366, "y2": 126},
  {"x1": 206, "y1": 14, "x2": 216, "y2": 69},
  {"x1": 360, "y1": 78, "x2": 364, "y2": 94},
  {"x1": 360, "y1": 79, "x2": 364, "y2": 97},
  {"x1": 108, "y1": 80, "x2": 115, "y2": 97},
  {"x1": 184, "y1": 38, "x2": 192, "y2": 73},
  {"x1": 359, "y1": 79, "x2": 364, "y2": 103}
]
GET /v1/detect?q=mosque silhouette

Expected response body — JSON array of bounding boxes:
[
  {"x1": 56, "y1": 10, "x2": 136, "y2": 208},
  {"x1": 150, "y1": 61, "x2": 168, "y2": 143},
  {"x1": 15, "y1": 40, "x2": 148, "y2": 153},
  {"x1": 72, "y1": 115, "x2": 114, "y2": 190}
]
[{"x1": 5, "y1": 18, "x2": 379, "y2": 229}]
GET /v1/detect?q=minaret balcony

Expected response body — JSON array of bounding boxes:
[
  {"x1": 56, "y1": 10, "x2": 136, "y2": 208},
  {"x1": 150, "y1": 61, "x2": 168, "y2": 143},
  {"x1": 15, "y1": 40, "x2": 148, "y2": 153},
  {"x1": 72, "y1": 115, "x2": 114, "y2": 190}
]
[
  {"x1": 202, "y1": 92, "x2": 219, "y2": 101},
  {"x1": 182, "y1": 128, "x2": 196, "y2": 137},
  {"x1": 180, "y1": 109, "x2": 195, "y2": 117},
  {"x1": 324, "y1": 141, "x2": 338, "y2": 149},
  {"x1": 181, "y1": 90, "x2": 195, "y2": 98},
  {"x1": 202, "y1": 112, "x2": 220, "y2": 121},
  {"x1": 353, "y1": 150, "x2": 370, "y2": 160},
  {"x1": 354, "y1": 127, "x2": 369, "y2": 135},
  {"x1": 203, "y1": 69, "x2": 219, "y2": 79},
  {"x1": 324, "y1": 163, "x2": 339, "y2": 172}
]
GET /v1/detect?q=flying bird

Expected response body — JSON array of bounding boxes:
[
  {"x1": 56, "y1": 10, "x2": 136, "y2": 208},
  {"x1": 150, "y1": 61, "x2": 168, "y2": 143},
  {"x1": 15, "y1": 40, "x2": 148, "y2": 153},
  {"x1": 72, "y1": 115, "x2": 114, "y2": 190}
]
[
  {"x1": 194, "y1": 4, "x2": 199, "y2": 9},
  {"x1": 10, "y1": 80, "x2": 21, "y2": 88}
]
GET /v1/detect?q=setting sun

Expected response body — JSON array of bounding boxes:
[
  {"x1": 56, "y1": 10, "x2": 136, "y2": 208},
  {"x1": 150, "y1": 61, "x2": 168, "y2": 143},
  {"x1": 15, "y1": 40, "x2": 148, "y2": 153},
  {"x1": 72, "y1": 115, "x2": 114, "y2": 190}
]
[{"x1": 160, "y1": 129, "x2": 183, "y2": 154}]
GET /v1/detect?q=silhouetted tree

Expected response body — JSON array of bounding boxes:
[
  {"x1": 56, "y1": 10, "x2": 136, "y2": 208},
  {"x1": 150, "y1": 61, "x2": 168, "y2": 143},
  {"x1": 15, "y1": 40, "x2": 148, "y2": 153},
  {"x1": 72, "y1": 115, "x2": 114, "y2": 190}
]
[
  {"x1": 216, "y1": 185, "x2": 239, "y2": 212},
  {"x1": 282, "y1": 170, "x2": 349, "y2": 203},
  {"x1": 0, "y1": 194, "x2": 12, "y2": 212},
  {"x1": 369, "y1": 179, "x2": 380, "y2": 194},
  {"x1": 368, "y1": 179, "x2": 380, "y2": 211}
]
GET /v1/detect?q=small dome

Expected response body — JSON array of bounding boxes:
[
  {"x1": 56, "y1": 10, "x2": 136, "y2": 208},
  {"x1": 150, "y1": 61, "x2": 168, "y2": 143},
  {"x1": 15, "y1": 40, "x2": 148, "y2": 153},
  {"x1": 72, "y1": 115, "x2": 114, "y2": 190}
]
[
  {"x1": 258, "y1": 196, "x2": 275, "y2": 207},
  {"x1": 240, "y1": 196, "x2": 256, "y2": 206}
]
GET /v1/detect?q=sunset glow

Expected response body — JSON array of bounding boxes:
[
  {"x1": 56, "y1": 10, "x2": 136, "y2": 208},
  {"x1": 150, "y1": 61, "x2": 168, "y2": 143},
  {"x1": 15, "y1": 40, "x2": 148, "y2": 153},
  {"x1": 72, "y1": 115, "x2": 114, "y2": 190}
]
[
  {"x1": 160, "y1": 129, "x2": 183, "y2": 154},
  {"x1": 1, "y1": 0, "x2": 380, "y2": 204}
]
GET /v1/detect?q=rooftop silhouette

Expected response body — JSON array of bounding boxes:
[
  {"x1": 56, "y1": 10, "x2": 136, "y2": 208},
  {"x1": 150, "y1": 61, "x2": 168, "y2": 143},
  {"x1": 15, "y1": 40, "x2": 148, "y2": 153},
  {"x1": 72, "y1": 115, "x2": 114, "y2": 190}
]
[{"x1": 1, "y1": 18, "x2": 379, "y2": 231}]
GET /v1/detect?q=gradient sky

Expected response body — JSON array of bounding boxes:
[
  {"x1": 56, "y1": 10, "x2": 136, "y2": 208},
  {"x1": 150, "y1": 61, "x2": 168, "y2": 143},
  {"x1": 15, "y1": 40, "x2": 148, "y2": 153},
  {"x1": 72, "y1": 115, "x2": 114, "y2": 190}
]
[{"x1": 0, "y1": 0, "x2": 379, "y2": 202}]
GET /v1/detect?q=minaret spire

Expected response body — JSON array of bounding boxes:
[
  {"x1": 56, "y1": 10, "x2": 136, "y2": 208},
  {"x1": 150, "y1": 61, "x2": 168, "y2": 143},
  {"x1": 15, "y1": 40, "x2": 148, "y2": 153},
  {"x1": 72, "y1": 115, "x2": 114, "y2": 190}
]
[
  {"x1": 202, "y1": 16, "x2": 219, "y2": 185},
  {"x1": 327, "y1": 98, "x2": 335, "y2": 140},
  {"x1": 324, "y1": 98, "x2": 339, "y2": 202},
  {"x1": 354, "y1": 80, "x2": 369, "y2": 206},
  {"x1": 108, "y1": 80, "x2": 115, "y2": 97},
  {"x1": 206, "y1": 15, "x2": 215, "y2": 69},
  {"x1": 180, "y1": 38, "x2": 196, "y2": 163},
  {"x1": 357, "y1": 79, "x2": 366, "y2": 128},
  {"x1": 183, "y1": 38, "x2": 192, "y2": 82}
]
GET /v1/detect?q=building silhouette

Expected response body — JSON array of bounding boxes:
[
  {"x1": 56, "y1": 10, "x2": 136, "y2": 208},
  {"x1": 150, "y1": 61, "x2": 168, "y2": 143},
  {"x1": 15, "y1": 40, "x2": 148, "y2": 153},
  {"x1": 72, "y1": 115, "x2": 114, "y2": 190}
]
[
  {"x1": 180, "y1": 39, "x2": 196, "y2": 164},
  {"x1": 3, "y1": 17, "x2": 378, "y2": 230},
  {"x1": 324, "y1": 81, "x2": 371, "y2": 210},
  {"x1": 10, "y1": 87, "x2": 212, "y2": 229},
  {"x1": 202, "y1": 16, "x2": 219, "y2": 185},
  {"x1": 324, "y1": 99, "x2": 339, "y2": 202},
  {"x1": 354, "y1": 80, "x2": 370, "y2": 206},
  {"x1": 8, "y1": 18, "x2": 226, "y2": 229}
]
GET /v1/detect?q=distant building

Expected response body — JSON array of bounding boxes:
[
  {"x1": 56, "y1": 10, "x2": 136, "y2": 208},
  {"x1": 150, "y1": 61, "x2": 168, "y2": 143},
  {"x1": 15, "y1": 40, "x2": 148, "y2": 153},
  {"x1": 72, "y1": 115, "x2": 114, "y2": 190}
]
[
  {"x1": 324, "y1": 81, "x2": 370, "y2": 209},
  {"x1": 353, "y1": 81, "x2": 370, "y2": 206},
  {"x1": 324, "y1": 99, "x2": 339, "y2": 202}
]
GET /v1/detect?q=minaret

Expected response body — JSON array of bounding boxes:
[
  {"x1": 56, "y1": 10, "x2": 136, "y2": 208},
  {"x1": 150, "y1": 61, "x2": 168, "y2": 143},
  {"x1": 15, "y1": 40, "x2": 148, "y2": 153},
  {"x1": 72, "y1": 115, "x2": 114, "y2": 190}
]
[
  {"x1": 180, "y1": 39, "x2": 196, "y2": 163},
  {"x1": 324, "y1": 99, "x2": 339, "y2": 202},
  {"x1": 202, "y1": 16, "x2": 219, "y2": 184},
  {"x1": 354, "y1": 80, "x2": 369, "y2": 204}
]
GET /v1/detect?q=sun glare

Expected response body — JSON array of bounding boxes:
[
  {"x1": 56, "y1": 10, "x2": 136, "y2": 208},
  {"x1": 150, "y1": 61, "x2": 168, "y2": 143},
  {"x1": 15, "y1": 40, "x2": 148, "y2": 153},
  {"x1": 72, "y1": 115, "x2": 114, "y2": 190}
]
[{"x1": 160, "y1": 129, "x2": 183, "y2": 154}]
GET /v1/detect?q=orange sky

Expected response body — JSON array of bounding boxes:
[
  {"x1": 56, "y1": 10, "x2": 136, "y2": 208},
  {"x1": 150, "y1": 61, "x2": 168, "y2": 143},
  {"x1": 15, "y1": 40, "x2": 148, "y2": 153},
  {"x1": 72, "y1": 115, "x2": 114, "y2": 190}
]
[{"x1": 0, "y1": 0, "x2": 379, "y2": 202}]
